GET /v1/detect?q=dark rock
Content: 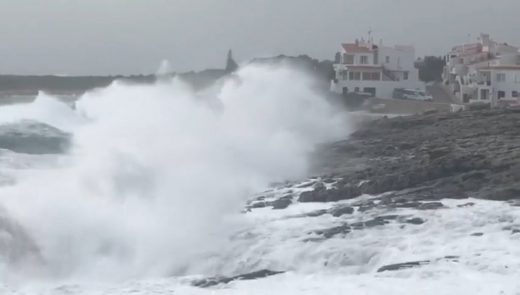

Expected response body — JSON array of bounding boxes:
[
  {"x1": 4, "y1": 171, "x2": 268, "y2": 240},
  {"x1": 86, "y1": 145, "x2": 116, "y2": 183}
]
[
  {"x1": 298, "y1": 180, "x2": 362, "y2": 203},
  {"x1": 304, "y1": 209, "x2": 328, "y2": 218},
  {"x1": 487, "y1": 186, "x2": 520, "y2": 201},
  {"x1": 377, "y1": 255, "x2": 460, "y2": 273},
  {"x1": 417, "y1": 202, "x2": 445, "y2": 210},
  {"x1": 377, "y1": 261, "x2": 429, "y2": 272},
  {"x1": 351, "y1": 217, "x2": 391, "y2": 230},
  {"x1": 299, "y1": 186, "x2": 360, "y2": 203},
  {"x1": 192, "y1": 269, "x2": 284, "y2": 288},
  {"x1": 313, "y1": 224, "x2": 350, "y2": 238},
  {"x1": 457, "y1": 202, "x2": 475, "y2": 208},
  {"x1": 471, "y1": 232, "x2": 484, "y2": 237},
  {"x1": 330, "y1": 205, "x2": 355, "y2": 217},
  {"x1": 356, "y1": 200, "x2": 377, "y2": 212},
  {"x1": 271, "y1": 196, "x2": 293, "y2": 210},
  {"x1": 405, "y1": 217, "x2": 426, "y2": 225},
  {"x1": 311, "y1": 109, "x2": 520, "y2": 203},
  {"x1": 248, "y1": 202, "x2": 267, "y2": 209}
]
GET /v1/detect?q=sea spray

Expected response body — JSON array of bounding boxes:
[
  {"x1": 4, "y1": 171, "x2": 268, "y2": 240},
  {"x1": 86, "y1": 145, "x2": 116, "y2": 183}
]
[{"x1": 0, "y1": 64, "x2": 349, "y2": 282}]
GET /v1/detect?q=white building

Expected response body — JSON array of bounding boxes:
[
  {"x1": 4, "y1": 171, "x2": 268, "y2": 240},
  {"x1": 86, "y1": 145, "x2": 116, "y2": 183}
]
[
  {"x1": 443, "y1": 33, "x2": 520, "y2": 106},
  {"x1": 470, "y1": 65, "x2": 520, "y2": 106},
  {"x1": 330, "y1": 38, "x2": 423, "y2": 99}
]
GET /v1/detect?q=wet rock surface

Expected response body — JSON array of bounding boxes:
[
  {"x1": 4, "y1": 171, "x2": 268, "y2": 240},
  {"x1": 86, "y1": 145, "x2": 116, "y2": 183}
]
[
  {"x1": 311, "y1": 109, "x2": 520, "y2": 203},
  {"x1": 192, "y1": 270, "x2": 285, "y2": 288},
  {"x1": 377, "y1": 256, "x2": 460, "y2": 273},
  {"x1": 233, "y1": 109, "x2": 520, "y2": 284},
  {"x1": 309, "y1": 214, "x2": 426, "y2": 239}
]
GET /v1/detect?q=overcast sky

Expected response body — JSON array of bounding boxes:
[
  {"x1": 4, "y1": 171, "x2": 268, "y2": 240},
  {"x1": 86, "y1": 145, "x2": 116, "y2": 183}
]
[{"x1": 0, "y1": 0, "x2": 519, "y2": 75}]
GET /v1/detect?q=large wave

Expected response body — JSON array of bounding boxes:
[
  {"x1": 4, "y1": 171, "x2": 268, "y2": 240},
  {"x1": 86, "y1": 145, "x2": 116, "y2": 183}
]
[{"x1": 0, "y1": 64, "x2": 348, "y2": 282}]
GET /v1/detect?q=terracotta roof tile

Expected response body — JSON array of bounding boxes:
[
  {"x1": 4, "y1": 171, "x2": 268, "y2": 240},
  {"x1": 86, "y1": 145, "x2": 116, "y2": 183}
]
[{"x1": 342, "y1": 43, "x2": 374, "y2": 53}]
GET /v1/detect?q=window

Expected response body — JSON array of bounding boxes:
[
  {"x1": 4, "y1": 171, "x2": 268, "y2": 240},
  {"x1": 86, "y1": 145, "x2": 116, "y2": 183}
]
[
  {"x1": 516, "y1": 74, "x2": 520, "y2": 83},
  {"x1": 360, "y1": 56, "x2": 368, "y2": 64},
  {"x1": 404, "y1": 72, "x2": 409, "y2": 80},
  {"x1": 385, "y1": 56, "x2": 390, "y2": 63},
  {"x1": 362, "y1": 72, "x2": 382, "y2": 81},
  {"x1": 498, "y1": 90, "x2": 506, "y2": 99},
  {"x1": 496, "y1": 73, "x2": 506, "y2": 82},
  {"x1": 349, "y1": 72, "x2": 361, "y2": 80},
  {"x1": 344, "y1": 54, "x2": 354, "y2": 64},
  {"x1": 513, "y1": 91, "x2": 519, "y2": 98}
]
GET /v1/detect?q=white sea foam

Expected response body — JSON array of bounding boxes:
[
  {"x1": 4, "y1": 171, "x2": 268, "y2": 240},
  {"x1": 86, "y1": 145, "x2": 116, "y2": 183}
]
[
  {"x1": 1, "y1": 191, "x2": 520, "y2": 294},
  {"x1": 2, "y1": 64, "x2": 518, "y2": 294},
  {"x1": 0, "y1": 64, "x2": 348, "y2": 282}
]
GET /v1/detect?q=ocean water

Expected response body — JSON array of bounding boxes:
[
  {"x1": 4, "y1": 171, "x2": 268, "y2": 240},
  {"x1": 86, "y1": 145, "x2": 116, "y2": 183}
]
[{"x1": 1, "y1": 65, "x2": 519, "y2": 294}]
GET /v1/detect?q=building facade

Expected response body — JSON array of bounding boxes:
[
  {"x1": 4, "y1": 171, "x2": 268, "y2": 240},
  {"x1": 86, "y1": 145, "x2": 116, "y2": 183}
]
[
  {"x1": 330, "y1": 38, "x2": 423, "y2": 99},
  {"x1": 443, "y1": 33, "x2": 520, "y2": 106}
]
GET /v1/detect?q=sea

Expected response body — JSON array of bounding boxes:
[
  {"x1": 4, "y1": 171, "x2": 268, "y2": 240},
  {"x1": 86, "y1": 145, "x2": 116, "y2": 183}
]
[{"x1": 0, "y1": 65, "x2": 519, "y2": 294}]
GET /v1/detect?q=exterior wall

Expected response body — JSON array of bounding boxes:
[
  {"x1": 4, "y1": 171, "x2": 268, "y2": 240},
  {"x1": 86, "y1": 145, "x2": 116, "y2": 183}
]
[
  {"x1": 332, "y1": 42, "x2": 422, "y2": 99},
  {"x1": 495, "y1": 54, "x2": 520, "y2": 65},
  {"x1": 340, "y1": 51, "x2": 377, "y2": 66},
  {"x1": 443, "y1": 33, "x2": 520, "y2": 106},
  {"x1": 331, "y1": 76, "x2": 423, "y2": 98},
  {"x1": 491, "y1": 70, "x2": 520, "y2": 101},
  {"x1": 378, "y1": 46, "x2": 416, "y2": 71}
]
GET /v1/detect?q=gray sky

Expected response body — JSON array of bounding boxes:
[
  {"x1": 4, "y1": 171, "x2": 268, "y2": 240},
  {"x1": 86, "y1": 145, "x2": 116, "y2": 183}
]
[{"x1": 1, "y1": 0, "x2": 519, "y2": 75}]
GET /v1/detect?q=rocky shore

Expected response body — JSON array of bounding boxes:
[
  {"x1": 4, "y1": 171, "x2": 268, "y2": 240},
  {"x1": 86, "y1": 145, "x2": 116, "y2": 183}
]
[
  {"x1": 2, "y1": 108, "x2": 520, "y2": 288},
  {"x1": 219, "y1": 108, "x2": 520, "y2": 287},
  {"x1": 311, "y1": 108, "x2": 520, "y2": 204}
]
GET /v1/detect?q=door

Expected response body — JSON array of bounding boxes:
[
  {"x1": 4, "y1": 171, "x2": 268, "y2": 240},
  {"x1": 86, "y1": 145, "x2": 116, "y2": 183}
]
[{"x1": 480, "y1": 89, "x2": 489, "y2": 100}]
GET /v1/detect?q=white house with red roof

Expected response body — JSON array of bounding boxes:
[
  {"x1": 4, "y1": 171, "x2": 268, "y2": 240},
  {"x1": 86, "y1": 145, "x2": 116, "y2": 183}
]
[
  {"x1": 443, "y1": 33, "x2": 520, "y2": 105},
  {"x1": 330, "y1": 38, "x2": 422, "y2": 99}
]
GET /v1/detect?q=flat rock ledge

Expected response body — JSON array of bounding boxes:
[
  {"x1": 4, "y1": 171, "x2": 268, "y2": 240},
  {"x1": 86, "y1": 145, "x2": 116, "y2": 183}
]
[{"x1": 307, "y1": 108, "x2": 520, "y2": 203}]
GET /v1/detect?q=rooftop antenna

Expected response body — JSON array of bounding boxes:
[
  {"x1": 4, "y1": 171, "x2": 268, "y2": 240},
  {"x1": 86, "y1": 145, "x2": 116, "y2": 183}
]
[{"x1": 368, "y1": 27, "x2": 373, "y2": 44}]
